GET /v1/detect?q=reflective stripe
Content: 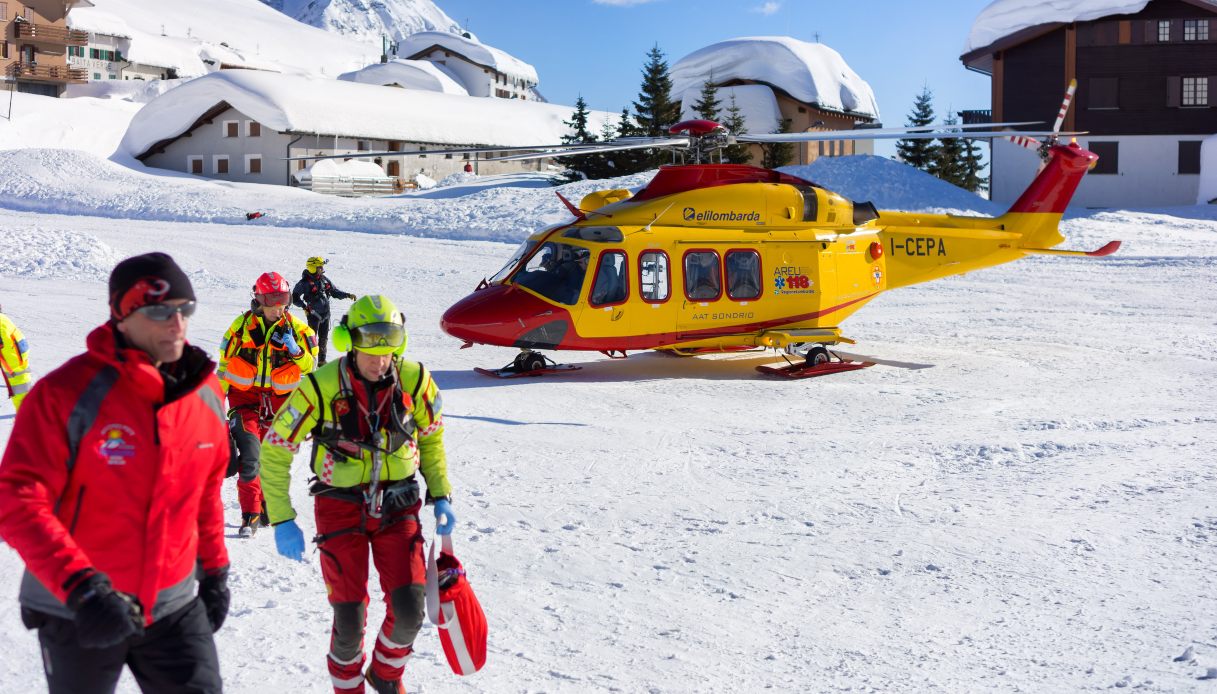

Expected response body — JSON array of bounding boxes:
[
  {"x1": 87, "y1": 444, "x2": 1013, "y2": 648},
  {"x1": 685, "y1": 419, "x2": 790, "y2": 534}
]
[
  {"x1": 442, "y1": 602, "x2": 478, "y2": 675},
  {"x1": 330, "y1": 674, "x2": 364, "y2": 689},
  {"x1": 374, "y1": 650, "x2": 413, "y2": 668},
  {"x1": 9, "y1": 381, "x2": 31, "y2": 394},
  {"x1": 222, "y1": 372, "x2": 255, "y2": 387},
  {"x1": 7, "y1": 368, "x2": 29, "y2": 378},
  {"x1": 328, "y1": 650, "x2": 363, "y2": 666},
  {"x1": 195, "y1": 385, "x2": 225, "y2": 426},
  {"x1": 377, "y1": 630, "x2": 410, "y2": 650}
]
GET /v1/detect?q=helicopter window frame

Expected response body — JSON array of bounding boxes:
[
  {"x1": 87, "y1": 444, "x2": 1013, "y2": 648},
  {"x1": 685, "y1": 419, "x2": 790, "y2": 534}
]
[
  {"x1": 488, "y1": 240, "x2": 539, "y2": 285},
  {"x1": 724, "y1": 249, "x2": 763, "y2": 302},
  {"x1": 638, "y1": 249, "x2": 671, "y2": 304},
  {"x1": 682, "y1": 249, "x2": 723, "y2": 303},
  {"x1": 588, "y1": 249, "x2": 629, "y2": 308}
]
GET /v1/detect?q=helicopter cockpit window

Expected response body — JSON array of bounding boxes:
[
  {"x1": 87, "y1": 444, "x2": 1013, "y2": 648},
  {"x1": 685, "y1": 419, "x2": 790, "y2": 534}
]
[
  {"x1": 795, "y1": 185, "x2": 819, "y2": 222},
  {"x1": 489, "y1": 240, "x2": 537, "y2": 284},
  {"x1": 589, "y1": 251, "x2": 628, "y2": 307},
  {"x1": 639, "y1": 250, "x2": 670, "y2": 303},
  {"x1": 513, "y1": 241, "x2": 590, "y2": 305},
  {"x1": 684, "y1": 250, "x2": 722, "y2": 301},
  {"x1": 562, "y1": 226, "x2": 624, "y2": 243},
  {"x1": 725, "y1": 250, "x2": 762, "y2": 301}
]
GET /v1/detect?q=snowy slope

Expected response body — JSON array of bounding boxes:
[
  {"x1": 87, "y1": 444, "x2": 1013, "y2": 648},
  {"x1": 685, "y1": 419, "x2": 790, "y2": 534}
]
[
  {"x1": 0, "y1": 181, "x2": 1215, "y2": 692},
  {"x1": 261, "y1": 0, "x2": 462, "y2": 46}
]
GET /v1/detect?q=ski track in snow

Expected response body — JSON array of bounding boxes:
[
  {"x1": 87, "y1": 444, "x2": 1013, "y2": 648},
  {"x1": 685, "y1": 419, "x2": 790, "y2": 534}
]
[{"x1": 0, "y1": 193, "x2": 1215, "y2": 692}]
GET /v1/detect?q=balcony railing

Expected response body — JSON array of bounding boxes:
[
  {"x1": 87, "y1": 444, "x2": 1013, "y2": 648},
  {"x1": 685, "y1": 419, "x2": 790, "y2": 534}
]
[
  {"x1": 959, "y1": 110, "x2": 993, "y2": 125},
  {"x1": 5, "y1": 62, "x2": 88, "y2": 84},
  {"x1": 13, "y1": 21, "x2": 89, "y2": 46}
]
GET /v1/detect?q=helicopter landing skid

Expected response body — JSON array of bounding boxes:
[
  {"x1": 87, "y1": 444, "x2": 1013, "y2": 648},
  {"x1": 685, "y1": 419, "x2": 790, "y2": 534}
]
[
  {"x1": 756, "y1": 347, "x2": 874, "y2": 379},
  {"x1": 473, "y1": 351, "x2": 583, "y2": 379}
]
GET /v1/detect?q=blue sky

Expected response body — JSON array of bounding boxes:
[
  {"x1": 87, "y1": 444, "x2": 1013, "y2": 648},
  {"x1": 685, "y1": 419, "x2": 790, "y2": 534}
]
[{"x1": 434, "y1": 0, "x2": 998, "y2": 158}]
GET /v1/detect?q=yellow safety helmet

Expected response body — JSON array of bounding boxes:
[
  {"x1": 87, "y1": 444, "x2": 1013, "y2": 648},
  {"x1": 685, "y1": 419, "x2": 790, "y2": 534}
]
[
  {"x1": 332, "y1": 295, "x2": 407, "y2": 356},
  {"x1": 306, "y1": 256, "x2": 327, "y2": 273}
]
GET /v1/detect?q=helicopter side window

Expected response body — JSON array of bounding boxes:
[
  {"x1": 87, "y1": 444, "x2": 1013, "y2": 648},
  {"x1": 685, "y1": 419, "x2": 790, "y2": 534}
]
[
  {"x1": 684, "y1": 250, "x2": 722, "y2": 302},
  {"x1": 513, "y1": 241, "x2": 589, "y2": 305},
  {"x1": 589, "y1": 251, "x2": 628, "y2": 307},
  {"x1": 639, "y1": 250, "x2": 670, "y2": 303},
  {"x1": 725, "y1": 250, "x2": 762, "y2": 301}
]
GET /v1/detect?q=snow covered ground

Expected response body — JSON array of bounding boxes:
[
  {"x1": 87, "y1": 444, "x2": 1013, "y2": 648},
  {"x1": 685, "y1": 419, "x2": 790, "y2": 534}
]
[{"x1": 2, "y1": 94, "x2": 1217, "y2": 692}]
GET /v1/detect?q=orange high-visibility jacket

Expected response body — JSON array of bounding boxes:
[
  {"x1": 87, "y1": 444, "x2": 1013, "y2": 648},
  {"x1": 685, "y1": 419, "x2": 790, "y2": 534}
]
[{"x1": 217, "y1": 310, "x2": 317, "y2": 396}]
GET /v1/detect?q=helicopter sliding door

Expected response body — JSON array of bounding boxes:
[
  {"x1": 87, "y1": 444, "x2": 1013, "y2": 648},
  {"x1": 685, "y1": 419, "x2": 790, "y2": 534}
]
[
  {"x1": 573, "y1": 249, "x2": 632, "y2": 345},
  {"x1": 676, "y1": 248, "x2": 730, "y2": 342}
]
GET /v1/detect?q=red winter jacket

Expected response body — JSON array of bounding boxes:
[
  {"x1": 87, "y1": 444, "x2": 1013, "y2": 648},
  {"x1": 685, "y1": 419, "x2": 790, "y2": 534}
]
[{"x1": 0, "y1": 324, "x2": 229, "y2": 625}]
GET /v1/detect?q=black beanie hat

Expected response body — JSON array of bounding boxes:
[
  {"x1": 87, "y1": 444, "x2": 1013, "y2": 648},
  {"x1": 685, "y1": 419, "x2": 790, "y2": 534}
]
[{"x1": 109, "y1": 252, "x2": 196, "y2": 321}]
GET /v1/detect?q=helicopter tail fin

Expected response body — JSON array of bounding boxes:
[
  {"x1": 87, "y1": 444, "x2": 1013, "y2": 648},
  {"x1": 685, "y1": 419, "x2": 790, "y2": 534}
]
[{"x1": 1001, "y1": 142, "x2": 1098, "y2": 249}]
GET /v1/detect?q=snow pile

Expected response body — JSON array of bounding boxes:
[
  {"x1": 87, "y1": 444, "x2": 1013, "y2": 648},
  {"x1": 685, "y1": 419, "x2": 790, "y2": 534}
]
[
  {"x1": 400, "y1": 31, "x2": 539, "y2": 85},
  {"x1": 337, "y1": 59, "x2": 468, "y2": 95},
  {"x1": 0, "y1": 228, "x2": 121, "y2": 280},
  {"x1": 965, "y1": 0, "x2": 1151, "y2": 52},
  {"x1": 0, "y1": 93, "x2": 142, "y2": 157},
  {"x1": 413, "y1": 172, "x2": 437, "y2": 189},
  {"x1": 119, "y1": 71, "x2": 616, "y2": 158},
  {"x1": 783, "y1": 155, "x2": 1002, "y2": 216},
  {"x1": 261, "y1": 0, "x2": 462, "y2": 46},
  {"x1": 671, "y1": 36, "x2": 880, "y2": 119},
  {"x1": 679, "y1": 84, "x2": 781, "y2": 135},
  {"x1": 435, "y1": 171, "x2": 479, "y2": 187}
]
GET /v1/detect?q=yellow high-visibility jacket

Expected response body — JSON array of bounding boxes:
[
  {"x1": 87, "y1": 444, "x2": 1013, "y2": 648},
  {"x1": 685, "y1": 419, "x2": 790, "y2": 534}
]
[
  {"x1": 217, "y1": 310, "x2": 316, "y2": 396},
  {"x1": 260, "y1": 356, "x2": 450, "y2": 525},
  {"x1": 0, "y1": 313, "x2": 32, "y2": 411}
]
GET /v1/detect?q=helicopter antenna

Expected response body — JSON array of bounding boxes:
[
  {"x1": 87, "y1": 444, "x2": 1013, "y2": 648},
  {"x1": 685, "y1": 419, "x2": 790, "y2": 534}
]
[{"x1": 641, "y1": 201, "x2": 677, "y2": 233}]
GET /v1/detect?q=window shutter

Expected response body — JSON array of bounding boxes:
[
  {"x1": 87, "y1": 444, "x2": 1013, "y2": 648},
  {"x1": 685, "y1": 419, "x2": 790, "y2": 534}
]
[
  {"x1": 1167, "y1": 76, "x2": 1181, "y2": 107},
  {"x1": 1171, "y1": 19, "x2": 1183, "y2": 42},
  {"x1": 1144, "y1": 20, "x2": 1155, "y2": 42}
]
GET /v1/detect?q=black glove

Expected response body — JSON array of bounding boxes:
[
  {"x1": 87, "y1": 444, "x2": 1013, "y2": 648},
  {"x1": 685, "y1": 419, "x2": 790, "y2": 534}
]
[
  {"x1": 198, "y1": 566, "x2": 230, "y2": 633},
  {"x1": 67, "y1": 571, "x2": 144, "y2": 649}
]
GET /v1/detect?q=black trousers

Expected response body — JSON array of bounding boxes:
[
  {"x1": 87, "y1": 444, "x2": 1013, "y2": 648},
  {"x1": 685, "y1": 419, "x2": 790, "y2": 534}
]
[
  {"x1": 308, "y1": 313, "x2": 330, "y2": 364},
  {"x1": 34, "y1": 597, "x2": 222, "y2": 694}
]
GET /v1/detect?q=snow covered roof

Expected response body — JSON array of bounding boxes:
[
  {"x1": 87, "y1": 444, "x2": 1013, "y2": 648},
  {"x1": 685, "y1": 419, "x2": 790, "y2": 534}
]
[
  {"x1": 67, "y1": 7, "x2": 132, "y2": 38},
  {"x1": 121, "y1": 70, "x2": 615, "y2": 157},
  {"x1": 679, "y1": 84, "x2": 781, "y2": 136},
  {"x1": 293, "y1": 158, "x2": 388, "y2": 182},
  {"x1": 964, "y1": 0, "x2": 1151, "y2": 54},
  {"x1": 338, "y1": 59, "x2": 468, "y2": 95},
  {"x1": 400, "y1": 31, "x2": 539, "y2": 84},
  {"x1": 671, "y1": 36, "x2": 880, "y2": 120}
]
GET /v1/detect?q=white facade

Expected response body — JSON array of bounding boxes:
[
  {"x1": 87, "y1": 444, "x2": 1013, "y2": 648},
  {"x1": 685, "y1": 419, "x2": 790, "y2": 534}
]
[
  {"x1": 409, "y1": 45, "x2": 537, "y2": 100},
  {"x1": 991, "y1": 134, "x2": 1211, "y2": 208},
  {"x1": 68, "y1": 31, "x2": 173, "y2": 81}
]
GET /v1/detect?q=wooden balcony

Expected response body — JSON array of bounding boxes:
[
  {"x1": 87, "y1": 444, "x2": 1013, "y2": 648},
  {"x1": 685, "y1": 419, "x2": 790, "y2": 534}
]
[
  {"x1": 5, "y1": 62, "x2": 88, "y2": 84},
  {"x1": 13, "y1": 20, "x2": 89, "y2": 47}
]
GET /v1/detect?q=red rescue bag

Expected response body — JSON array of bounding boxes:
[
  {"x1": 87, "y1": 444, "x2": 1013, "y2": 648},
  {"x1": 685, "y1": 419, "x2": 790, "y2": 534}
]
[{"x1": 425, "y1": 534, "x2": 487, "y2": 675}]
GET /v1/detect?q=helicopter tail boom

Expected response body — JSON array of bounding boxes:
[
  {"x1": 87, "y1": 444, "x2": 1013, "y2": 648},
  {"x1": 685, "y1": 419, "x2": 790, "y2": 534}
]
[{"x1": 1002, "y1": 142, "x2": 1098, "y2": 249}]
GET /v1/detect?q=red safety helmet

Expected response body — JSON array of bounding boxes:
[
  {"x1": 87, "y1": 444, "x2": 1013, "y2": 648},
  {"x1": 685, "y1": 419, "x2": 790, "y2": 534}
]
[{"x1": 253, "y1": 272, "x2": 291, "y2": 307}]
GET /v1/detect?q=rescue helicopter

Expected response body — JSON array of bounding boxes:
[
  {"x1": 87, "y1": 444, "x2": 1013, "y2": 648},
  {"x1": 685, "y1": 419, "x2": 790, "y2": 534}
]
[{"x1": 436, "y1": 82, "x2": 1117, "y2": 378}]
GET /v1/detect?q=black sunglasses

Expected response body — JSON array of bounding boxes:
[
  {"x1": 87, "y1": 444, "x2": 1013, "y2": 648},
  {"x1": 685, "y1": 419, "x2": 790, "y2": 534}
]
[{"x1": 135, "y1": 301, "x2": 198, "y2": 321}]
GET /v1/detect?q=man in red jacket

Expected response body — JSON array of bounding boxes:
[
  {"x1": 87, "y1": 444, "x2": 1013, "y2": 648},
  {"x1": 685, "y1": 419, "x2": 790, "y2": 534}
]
[{"x1": 0, "y1": 252, "x2": 230, "y2": 694}]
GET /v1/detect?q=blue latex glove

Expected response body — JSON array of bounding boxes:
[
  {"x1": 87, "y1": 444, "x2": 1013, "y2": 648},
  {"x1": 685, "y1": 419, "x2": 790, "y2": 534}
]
[
  {"x1": 274, "y1": 520, "x2": 305, "y2": 561},
  {"x1": 271, "y1": 327, "x2": 302, "y2": 357},
  {"x1": 433, "y1": 499, "x2": 456, "y2": 536}
]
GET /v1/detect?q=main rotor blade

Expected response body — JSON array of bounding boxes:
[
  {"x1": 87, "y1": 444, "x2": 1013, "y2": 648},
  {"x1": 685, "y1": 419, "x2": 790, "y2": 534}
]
[
  {"x1": 284, "y1": 142, "x2": 606, "y2": 162},
  {"x1": 739, "y1": 130, "x2": 1085, "y2": 143},
  {"x1": 849, "y1": 120, "x2": 1042, "y2": 136},
  {"x1": 483, "y1": 138, "x2": 689, "y2": 162}
]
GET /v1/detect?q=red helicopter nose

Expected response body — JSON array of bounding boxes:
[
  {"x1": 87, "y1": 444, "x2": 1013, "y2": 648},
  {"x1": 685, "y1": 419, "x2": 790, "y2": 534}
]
[{"x1": 441, "y1": 284, "x2": 574, "y2": 350}]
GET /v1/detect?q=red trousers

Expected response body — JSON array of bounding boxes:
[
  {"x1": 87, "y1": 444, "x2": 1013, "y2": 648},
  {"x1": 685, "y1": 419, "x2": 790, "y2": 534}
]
[
  {"x1": 226, "y1": 388, "x2": 287, "y2": 515},
  {"x1": 315, "y1": 495, "x2": 425, "y2": 692}
]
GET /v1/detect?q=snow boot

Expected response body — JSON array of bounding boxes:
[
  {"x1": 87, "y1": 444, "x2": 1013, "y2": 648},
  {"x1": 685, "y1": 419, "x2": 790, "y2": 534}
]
[
  {"x1": 238, "y1": 512, "x2": 260, "y2": 539},
  {"x1": 364, "y1": 668, "x2": 404, "y2": 694}
]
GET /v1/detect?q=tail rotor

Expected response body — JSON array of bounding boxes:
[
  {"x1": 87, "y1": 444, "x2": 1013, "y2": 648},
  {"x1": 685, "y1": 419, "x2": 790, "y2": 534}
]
[{"x1": 1006, "y1": 78, "x2": 1078, "y2": 171}]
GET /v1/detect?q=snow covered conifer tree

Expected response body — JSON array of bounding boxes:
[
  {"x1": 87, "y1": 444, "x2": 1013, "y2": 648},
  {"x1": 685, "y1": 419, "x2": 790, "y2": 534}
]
[
  {"x1": 761, "y1": 118, "x2": 795, "y2": 169},
  {"x1": 930, "y1": 114, "x2": 966, "y2": 187},
  {"x1": 959, "y1": 136, "x2": 987, "y2": 193}
]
